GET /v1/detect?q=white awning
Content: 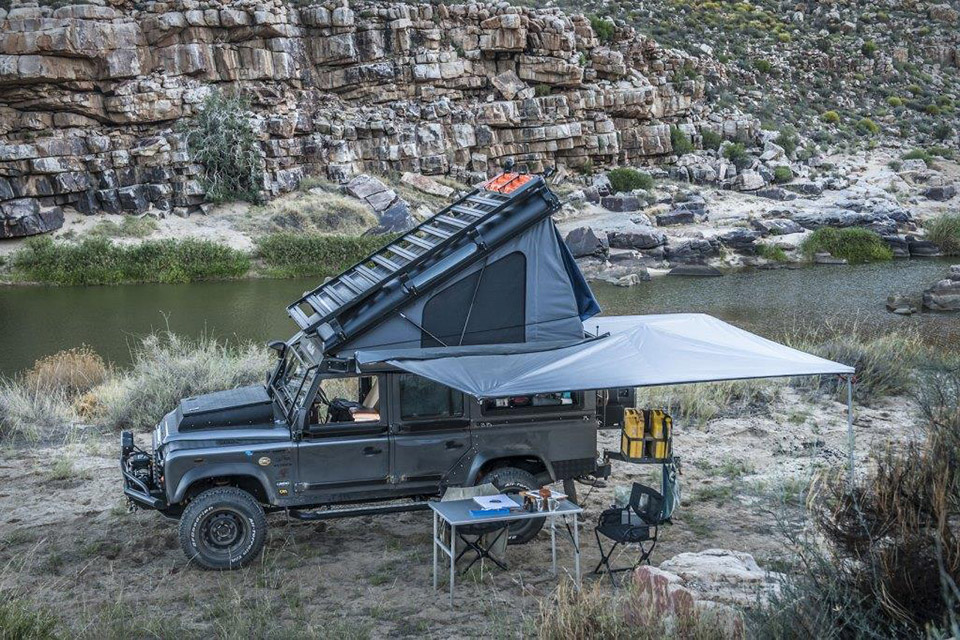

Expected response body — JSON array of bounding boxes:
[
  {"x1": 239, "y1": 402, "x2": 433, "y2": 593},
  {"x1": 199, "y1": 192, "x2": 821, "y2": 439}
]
[{"x1": 355, "y1": 313, "x2": 854, "y2": 398}]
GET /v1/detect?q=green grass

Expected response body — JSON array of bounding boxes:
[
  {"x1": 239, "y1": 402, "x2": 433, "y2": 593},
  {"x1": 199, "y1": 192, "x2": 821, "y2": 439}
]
[
  {"x1": 924, "y1": 213, "x2": 960, "y2": 255},
  {"x1": 800, "y1": 227, "x2": 893, "y2": 264},
  {"x1": 255, "y1": 232, "x2": 399, "y2": 278},
  {"x1": 758, "y1": 244, "x2": 789, "y2": 262},
  {"x1": 12, "y1": 236, "x2": 250, "y2": 285},
  {"x1": 0, "y1": 595, "x2": 60, "y2": 640},
  {"x1": 607, "y1": 167, "x2": 654, "y2": 193}
]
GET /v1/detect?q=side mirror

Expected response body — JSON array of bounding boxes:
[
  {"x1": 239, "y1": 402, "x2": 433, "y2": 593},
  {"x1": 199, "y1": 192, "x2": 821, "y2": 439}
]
[{"x1": 268, "y1": 340, "x2": 286, "y2": 355}]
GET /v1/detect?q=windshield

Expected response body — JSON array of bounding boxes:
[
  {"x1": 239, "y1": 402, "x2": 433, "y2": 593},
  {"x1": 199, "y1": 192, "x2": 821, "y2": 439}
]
[{"x1": 273, "y1": 344, "x2": 318, "y2": 419}]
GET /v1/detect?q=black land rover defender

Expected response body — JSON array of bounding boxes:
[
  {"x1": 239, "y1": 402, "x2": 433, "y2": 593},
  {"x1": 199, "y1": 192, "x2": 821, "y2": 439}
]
[{"x1": 122, "y1": 340, "x2": 625, "y2": 569}]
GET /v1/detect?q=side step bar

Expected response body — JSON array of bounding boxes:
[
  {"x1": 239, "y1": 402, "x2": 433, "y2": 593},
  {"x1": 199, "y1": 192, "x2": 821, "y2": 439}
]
[{"x1": 287, "y1": 501, "x2": 431, "y2": 521}]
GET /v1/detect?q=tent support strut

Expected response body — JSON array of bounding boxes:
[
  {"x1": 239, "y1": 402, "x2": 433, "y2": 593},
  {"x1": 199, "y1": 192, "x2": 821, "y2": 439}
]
[{"x1": 845, "y1": 374, "x2": 855, "y2": 486}]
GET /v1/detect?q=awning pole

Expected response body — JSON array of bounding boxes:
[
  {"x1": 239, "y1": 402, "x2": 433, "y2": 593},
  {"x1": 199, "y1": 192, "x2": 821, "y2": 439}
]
[{"x1": 845, "y1": 375, "x2": 855, "y2": 486}]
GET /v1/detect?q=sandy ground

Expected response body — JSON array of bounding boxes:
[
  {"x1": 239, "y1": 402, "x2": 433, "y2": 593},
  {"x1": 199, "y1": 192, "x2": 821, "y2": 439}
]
[{"x1": 0, "y1": 386, "x2": 909, "y2": 638}]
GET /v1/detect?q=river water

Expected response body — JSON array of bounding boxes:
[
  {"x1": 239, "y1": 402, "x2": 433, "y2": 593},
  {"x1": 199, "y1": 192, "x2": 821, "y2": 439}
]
[{"x1": 1, "y1": 258, "x2": 957, "y2": 376}]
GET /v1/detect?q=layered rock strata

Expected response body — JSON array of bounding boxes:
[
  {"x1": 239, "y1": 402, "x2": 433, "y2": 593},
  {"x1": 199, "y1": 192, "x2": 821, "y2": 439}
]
[{"x1": 0, "y1": 0, "x2": 737, "y2": 237}]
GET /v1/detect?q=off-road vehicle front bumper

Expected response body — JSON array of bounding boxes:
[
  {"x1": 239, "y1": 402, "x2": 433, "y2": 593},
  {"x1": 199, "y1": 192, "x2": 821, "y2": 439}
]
[{"x1": 120, "y1": 431, "x2": 167, "y2": 510}]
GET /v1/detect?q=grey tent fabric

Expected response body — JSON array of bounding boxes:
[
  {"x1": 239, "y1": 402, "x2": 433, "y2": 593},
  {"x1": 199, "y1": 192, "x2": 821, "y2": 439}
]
[
  {"x1": 356, "y1": 313, "x2": 854, "y2": 398},
  {"x1": 335, "y1": 218, "x2": 595, "y2": 357}
]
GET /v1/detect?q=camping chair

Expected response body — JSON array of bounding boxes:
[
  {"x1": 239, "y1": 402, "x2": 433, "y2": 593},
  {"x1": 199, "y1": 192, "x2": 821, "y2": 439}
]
[
  {"x1": 593, "y1": 483, "x2": 665, "y2": 583},
  {"x1": 441, "y1": 484, "x2": 510, "y2": 575}
]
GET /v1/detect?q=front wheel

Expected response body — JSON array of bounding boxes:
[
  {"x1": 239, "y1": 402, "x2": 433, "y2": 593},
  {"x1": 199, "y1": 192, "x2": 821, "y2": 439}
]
[
  {"x1": 178, "y1": 487, "x2": 267, "y2": 570},
  {"x1": 482, "y1": 466, "x2": 544, "y2": 545}
]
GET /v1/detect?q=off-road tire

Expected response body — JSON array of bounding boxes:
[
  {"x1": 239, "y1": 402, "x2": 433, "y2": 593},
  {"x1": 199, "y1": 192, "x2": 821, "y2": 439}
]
[
  {"x1": 482, "y1": 466, "x2": 544, "y2": 545},
  {"x1": 178, "y1": 487, "x2": 267, "y2": 570}
]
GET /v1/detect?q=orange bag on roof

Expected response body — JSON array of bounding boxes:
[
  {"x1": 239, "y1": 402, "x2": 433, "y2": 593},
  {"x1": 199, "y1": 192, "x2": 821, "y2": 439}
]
[{"x1": 484, "y1": 173, "x2": 533, "y2": 194}]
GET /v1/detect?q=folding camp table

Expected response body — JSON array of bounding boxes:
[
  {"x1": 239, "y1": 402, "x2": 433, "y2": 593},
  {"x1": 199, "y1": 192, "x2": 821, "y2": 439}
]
[{"x1": 429, "y1": 497, "x2": 582, "y2": 606}]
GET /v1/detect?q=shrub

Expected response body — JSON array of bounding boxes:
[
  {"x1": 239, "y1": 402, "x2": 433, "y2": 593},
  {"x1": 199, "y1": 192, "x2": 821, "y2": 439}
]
[
  {"x1": 607, "y1": 167, "x2": 654, "y2": 193},
  {"x1": 12, "y1": 236, "x2": 250, "y2": 285},
  {"x1": 247, "y1": 191, "x2": 376, "y2": 236},
  {"x1": 758, "y1": 244, "x2": 788, "y2": 262},
  {"x1": 773, "y1": 166, "x2": 794, "y2": 183},
  {"x1": 855, "y1": 117, "x2": 880, "y2": 135},
  {"x1": 933, "y1": 123, "x2": 954, "y2": 140},
  {"x1": 925, "y1": 213, "x2": 960, "y2": 255},
  {"x1": 0, "y1": 377, "x2": 73, "y2": 442},
  {"x1": 800, "y1": 227, "x2": 893, "y2": 264},
  {"x1": 255, "y1": 232, "x2": 399, "y2": 278},
  {"x1": 669, "y1": 126, "x2": 694, "y2": 155},
  {"x1": 928, "y1": 145, "x2": 955, "y2": 159},
  {"x1": 589, "y1": 16, "x2": 615, "y2": 43},
  {"x1": 861, "y1": 39, "x2": 877, "y2": 57},
  {"x1": 180, "y1": 91, "x2": 264, "y2": 204},
  {"x1": 754, "y1": 59, "x2": 772, "y2": 74},
  {"x1": 88, "y1": 215, "x2": 158, "y2": 239},
  {"x1": 701, "y1": 129, "x2": 723, "y2": 150},
  {"x1": 534, "y1": 83, "x2": 552, "y2": 97},
  {"x1": 775, "y1": 125, "x2": 798, "y2": 156},
  {"x1": 722, "y1": 142, "x2": 751, "y2": 169},
  {"x1": 24, "y1": 347, "x2": 106, "y2": 397},
  {"x1": 903, "y1": 148, "x2": 934, "y2": 166},
  {"x1": 886, "y1": 96, "x2": 903, "y2": 107},
  {"x1": 821, "y1": 110, "x2": 841, "y2": 124},
  {"x1": 93, "y1": 332, "x2": 271, "y2": 430},
  {"x1": 778, "y1": 32, "x2": 791, "y2": 43}
]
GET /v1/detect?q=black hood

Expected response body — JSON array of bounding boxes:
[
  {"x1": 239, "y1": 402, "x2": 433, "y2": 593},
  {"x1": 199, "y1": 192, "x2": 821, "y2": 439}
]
[{"x1": 177, "y1": 386, "x2": 274, "y2": 431}]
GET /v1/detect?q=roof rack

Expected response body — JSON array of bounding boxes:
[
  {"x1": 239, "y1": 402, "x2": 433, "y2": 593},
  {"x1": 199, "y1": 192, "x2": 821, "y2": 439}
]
[{"x1": 286, "y1": 173, "x2": 550, "y2": 343}]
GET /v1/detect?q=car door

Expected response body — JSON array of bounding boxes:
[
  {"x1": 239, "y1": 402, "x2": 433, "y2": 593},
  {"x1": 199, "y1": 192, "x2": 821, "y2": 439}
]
[
  {"x1": 389, "y1": 373, "x2": 473, "y2": 492},
  {"x1": 296, "y1": 374, "x2": 392, "y2": 502}
]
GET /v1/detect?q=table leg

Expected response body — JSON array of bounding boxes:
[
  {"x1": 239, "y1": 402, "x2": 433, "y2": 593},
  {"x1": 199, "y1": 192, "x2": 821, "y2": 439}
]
[
  {"x1": 550, "y1": 516, "x2": 557, "y2": 576},
  {"x1": 449, "y1": 523, "x2": 456, "y2": 607},
  {"x1": 573, "y1": 515, "x2": 581, "y2": 587},
  {"x1": 432, "y1": 510, "x2": 438, "y2": 591}
]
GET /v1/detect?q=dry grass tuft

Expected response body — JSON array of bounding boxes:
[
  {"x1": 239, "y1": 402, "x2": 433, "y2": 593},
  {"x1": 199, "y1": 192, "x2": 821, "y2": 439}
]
[
  {"x1": 245, "y1": 189, "x2": 376, "y2": 236},
  {"x1": 24, "y1": 346, "x2": 107, "y2": 397},
  {"x1": 92, "y1": 332, "x2": 271, "y2": 431},
  {"x1": 636, "y1": 380, "x2": 779, "y2": 427},
  {"x1": 0, "y1": 378, "x2": 74, "y2": 443}
]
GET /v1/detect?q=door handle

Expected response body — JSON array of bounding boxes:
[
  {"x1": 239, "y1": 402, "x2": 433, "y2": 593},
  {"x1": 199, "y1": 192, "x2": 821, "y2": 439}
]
[
  {"x1": 445, "y1": 440, "x2": 465, "y2": 450},
  {"x1": 362, "y1": 446, "x2": 382, "y2": 456}
]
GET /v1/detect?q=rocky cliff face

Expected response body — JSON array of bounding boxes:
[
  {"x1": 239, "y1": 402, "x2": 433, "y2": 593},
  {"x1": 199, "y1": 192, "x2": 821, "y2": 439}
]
[{"x1": 0, "y1": 0, "x2": 754, "y2": 238}]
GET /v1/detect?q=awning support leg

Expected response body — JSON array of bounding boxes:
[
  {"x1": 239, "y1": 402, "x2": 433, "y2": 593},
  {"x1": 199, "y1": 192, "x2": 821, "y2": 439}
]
[{"x1": 845, "y1": 375, "x2": 855, "y2": 486}]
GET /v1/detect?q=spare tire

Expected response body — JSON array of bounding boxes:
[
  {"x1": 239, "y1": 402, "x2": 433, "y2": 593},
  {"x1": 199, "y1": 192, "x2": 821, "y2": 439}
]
[{"x1": 482, "y1": 466, "x2": 544, "y2": 545}]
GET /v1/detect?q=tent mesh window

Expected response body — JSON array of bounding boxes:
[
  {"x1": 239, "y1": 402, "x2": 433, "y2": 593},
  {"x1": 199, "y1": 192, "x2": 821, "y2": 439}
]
[
  {"x1": 399, "y1": 374, "x2": 463, "y2": 420},
  {"x1": 420, "y1": 252, "x2": 526, "y2": 348}
]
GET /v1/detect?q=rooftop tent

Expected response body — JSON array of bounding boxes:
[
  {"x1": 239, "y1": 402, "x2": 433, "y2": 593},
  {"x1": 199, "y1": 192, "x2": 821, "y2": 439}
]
[
  {"x1": 285, "y1": 174, "x2": 600, "y2": 360},
  {"x1": 354, "y1": 313, "x2": 854, "y2": 398}
]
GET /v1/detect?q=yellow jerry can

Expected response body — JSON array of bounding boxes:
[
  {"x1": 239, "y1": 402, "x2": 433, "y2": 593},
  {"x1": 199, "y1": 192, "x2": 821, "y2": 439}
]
[
  {"x1": 620, "y1": 408, "x2": 645, "y2": 459},
  {"x1": 646, "y1": 409, "x2": 673, "y2": 460}
]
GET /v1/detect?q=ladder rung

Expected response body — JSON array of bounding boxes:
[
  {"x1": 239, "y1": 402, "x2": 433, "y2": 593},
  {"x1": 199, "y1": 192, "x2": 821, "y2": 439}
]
[
  {"x1": 389, "y1": 245, "x2": 419, "y2": 261},
  {"x1": 307, "y1": 293, "x2": 333, "y2": 314},
  {"x1": 421, "y1": 225, "x2": 452, "y2": 239},
  {"x1": 405, "y1": 235, "x2": 436, "y2": 250},
  {"x1": 371, "y1": 254, "x2": 402, "y2": 271},
  {"x1": 435, "y1": 215, "x2": 469, "y2": 229},
  {"x1": 324, "y1": 286, "x2": 348, "y2": 306},
  {"x1": 450, "y1": 205, "x2": 483, "y2": 218},
  {"x1": 340, "y1": 275, "x2": 366, "y2": 295},
  {"x1": 469, "y1": 195, "x2": 507, "y2": 207},
  {"x1": 355, "y1": 264, "x2": 381, "y2": 283}
]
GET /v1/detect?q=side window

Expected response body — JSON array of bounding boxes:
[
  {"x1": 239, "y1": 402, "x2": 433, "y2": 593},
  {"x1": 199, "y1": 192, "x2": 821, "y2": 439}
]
[
  {"x1": 399, "y1": 375, "x2": 463, "y2": 421},
  {"x1": 312, "y1": 375, "x2": 382, "y2": 425},
  {"x1": 481, "y1": 391, "x2": 581, "y2": 415}
]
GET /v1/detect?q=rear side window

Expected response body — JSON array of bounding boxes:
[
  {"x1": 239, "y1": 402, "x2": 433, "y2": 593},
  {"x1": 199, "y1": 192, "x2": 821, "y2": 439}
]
[
  {"x1": 399, "y1": 375, "x2": 463, "y2": 420},
  {"x1": 481, "y1": 392, "x2": 581, "y2": 415},
  {"x1": 420, "y1": 252, "x2": 526, "y2": 347}
]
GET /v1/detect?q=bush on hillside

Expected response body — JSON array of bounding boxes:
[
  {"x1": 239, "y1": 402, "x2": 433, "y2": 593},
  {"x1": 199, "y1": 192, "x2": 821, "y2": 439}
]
[
  {"x1": 589, "y1": 16, "x2": 615, "y2": 43},
  {"x1": 255, "y1": 232, "x2": 399, "y2": 278},
  {"x1": 722, "y1": 142, "x2": 751, "y2": 169},
  {"x1": 701, "y1": 129, "x2": 723, "y2": 150},
  {"x1": 12, "y1": 236, "x2": 250, "y2": 285},
  {"x1": 821, "y1": 110, "x2": 841, "y2": 124},
  {"x1": 607, "y1": 167, "x2": 654, "y2": 193},
  {"x1": 670, "y1": 126, "x2": 695, "y2": 155},
  {"x1": 856, "y1": 117, "x2": 880, "y2": 135},
  {"x1": 925, "y1": 213, "x2": 960, "y2": 255},
  {"x1": 24, "y1": 346, "x2": 107, "y2": 397},
  {"x1": 773, "y1": 166, "x2": 794, "y2": 183},
  {"x1": 800, "y1": 227, "x2": 893, "y2": 264},
  {"x1": 180, "y1": 91, "x2": 264, "y2": 204},
  {"x1": 775, "y1": 125, "x2": 799, "y2": 156}
]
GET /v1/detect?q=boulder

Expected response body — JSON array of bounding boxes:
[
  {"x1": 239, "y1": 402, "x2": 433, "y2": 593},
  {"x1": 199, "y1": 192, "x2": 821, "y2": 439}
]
[
  {"x1": 883, "y1": 235, "x2": 910, "y2": 258},
  {"x1": 783, "y1": 181, "x2": 823, "y2": 196},
  {"x1": 922, "y1": 265, "x2": 960, "y2": 311},
  {"x1": 490, "y1": 70, "x2": 528, "y2": 100},
  {"x1": 886, "y1": 293, "x2": 918, "y2": 315},
  {"x1": 719, "y1": 229, "x2": 759, "y2": 253},
  {"x1": 664, "y1": 238, "x2": 719, "y2": 264},
  {"x1": 751, "y1": 217, "x2": 804, "y2": 236},
  {"x1": 375, "y1": 199, "x2": 415, "y2": 233},
  {"x1": 754, "y1": 187, "x2": 797, "y2": 201},
  {"x1": 656, "y1": 210, "x2": 696, "y2": 226},
  {"x1": 814, "y1": 252, "x2": 847, "y2": 265},
  {"x1": 0, "y1": 200, "x2": 64, "y2": 238},
  {"x1": 736, "y1": 170, "x2": 765, "y2": 191},
  {"x1": 658, "y1": 549, "x2": 783, "y2": 607},
  {"x1": 907, "y1": 236, "x2": 942, "y2": 257},
  {"x1": 564, "y1": 226, "x2": 608, "y2": 258},
  {"x1": 608, "y1": 228, "x2": 667, "y2": 250},
  {"x1": 601, "y1": 194, "x2": 642, "y2": 212},
  {"x1": 400, "y1": 172, "x2": 454, "y2": 198},
  {"x1": 922, "y1": 185, "x2": 956, "y2": 201}
]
